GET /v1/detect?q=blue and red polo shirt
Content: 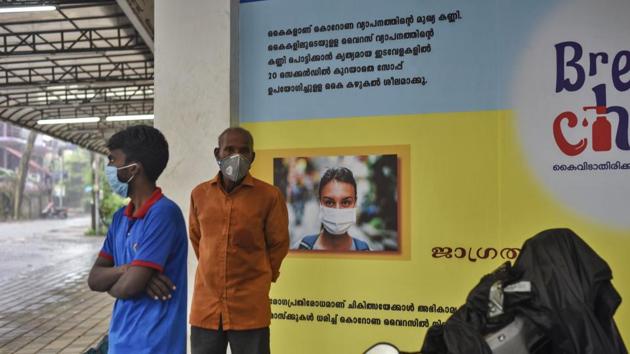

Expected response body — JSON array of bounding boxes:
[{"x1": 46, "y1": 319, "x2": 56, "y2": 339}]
[{"x1": 99, "y1": 188, "x2": 187, "y2": 354}]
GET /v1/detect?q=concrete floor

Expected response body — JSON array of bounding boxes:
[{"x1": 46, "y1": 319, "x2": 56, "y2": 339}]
[{"x1": 0, "y1": 216, "x2": 113, "y2": 354}]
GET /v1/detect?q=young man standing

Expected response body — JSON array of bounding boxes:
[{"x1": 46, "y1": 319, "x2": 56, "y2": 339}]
[
  {"x1": 189, "y1": 127, "x2": 289, "y2": 354},
  {"x1": 88, "y1": 125, "x2": 187, "y2": 354}
]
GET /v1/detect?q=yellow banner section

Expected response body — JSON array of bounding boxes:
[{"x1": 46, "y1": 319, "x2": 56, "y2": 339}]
[{"x1": 244, "y1": 111, "x2": 629, "y2": 354}]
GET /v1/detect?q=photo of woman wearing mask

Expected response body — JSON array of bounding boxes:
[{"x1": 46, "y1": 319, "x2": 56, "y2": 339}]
[{"x1": 297, "y1": 167, "x2": 370, "y2": 251}]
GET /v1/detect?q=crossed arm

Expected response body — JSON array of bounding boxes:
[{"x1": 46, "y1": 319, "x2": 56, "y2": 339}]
[{"x1": 87, "y1": 256, "x2": 175, "y2": 300}]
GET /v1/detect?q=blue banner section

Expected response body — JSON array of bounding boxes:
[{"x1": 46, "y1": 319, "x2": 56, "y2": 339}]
[{"x1": 239, "y1": 0, "x2": 551, "y2": 122}]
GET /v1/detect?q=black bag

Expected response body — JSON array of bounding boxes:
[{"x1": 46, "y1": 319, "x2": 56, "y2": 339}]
[
  {"x1": 84, "y1": 335, "x2": 108, "y2": 354},
  {"x1": 420, "y1": 229, "x2": 627, "y2": 354}
]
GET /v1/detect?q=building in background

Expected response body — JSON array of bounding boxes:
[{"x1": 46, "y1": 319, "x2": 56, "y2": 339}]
[{"x1": 0, "y1": 121, "x2": 89, "y2": 220}]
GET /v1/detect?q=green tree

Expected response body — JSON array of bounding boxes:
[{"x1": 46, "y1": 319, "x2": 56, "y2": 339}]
[{"x1": 85, "y1": 157, "x2": 125, "y2": 235}]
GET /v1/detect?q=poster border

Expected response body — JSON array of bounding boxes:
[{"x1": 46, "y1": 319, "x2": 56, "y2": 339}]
[{"x1": 251, "y1": 145, "x2": 411, "y2": 260}]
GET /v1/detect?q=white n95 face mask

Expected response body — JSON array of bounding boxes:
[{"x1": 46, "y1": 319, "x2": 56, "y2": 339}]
[{"x1": 319, "y1": 206, "x2": 356, "y2": 235}]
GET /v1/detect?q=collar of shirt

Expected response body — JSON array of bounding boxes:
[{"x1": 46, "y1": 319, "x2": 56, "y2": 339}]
[
  {"x1": 210, "y1": 173, "x2": 255, "y2": 192},
  {"x1": 123, "y1": 187, "x2": 164, "y2": 220}
]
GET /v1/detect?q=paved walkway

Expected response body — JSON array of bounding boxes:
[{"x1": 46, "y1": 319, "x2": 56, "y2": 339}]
[{"x1": 0, "y1": 217, "x2": 113, "y2": 354}]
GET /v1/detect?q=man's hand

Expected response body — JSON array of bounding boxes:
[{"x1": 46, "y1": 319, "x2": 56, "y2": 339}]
[
  {"x1": 146, "y1": 272, "x2": 176, "y2": 300},
  {"x1": 88, "y1": 257, "x2": 126, "y2": 292}
]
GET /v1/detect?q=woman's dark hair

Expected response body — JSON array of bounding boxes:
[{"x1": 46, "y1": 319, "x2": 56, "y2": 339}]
[
  {"x1": 318, "y1": 167, "x2": 357, "y2": 198},
  {"x1": 107, "y1": 125, "x2": 169, "y2": 183}
]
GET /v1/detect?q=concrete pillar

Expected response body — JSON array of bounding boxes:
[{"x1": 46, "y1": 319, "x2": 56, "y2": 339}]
[{"x1": 154, "y1": 0, "x2": 235, "y2": 351}]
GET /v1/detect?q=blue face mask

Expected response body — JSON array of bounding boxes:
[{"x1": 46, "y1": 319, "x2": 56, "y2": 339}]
[{"x1": 105, "y1": 163, "x2": 136, "y2": 197}]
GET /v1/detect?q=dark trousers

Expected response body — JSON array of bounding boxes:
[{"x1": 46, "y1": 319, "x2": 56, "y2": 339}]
[{"x1": 191, "y1": 325, "x2": 270, "y2": 354}]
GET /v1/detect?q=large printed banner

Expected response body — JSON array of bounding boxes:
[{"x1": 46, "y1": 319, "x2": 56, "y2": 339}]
[{"x1": 240, "y1": 0, "x2": 630, "y2": 352}]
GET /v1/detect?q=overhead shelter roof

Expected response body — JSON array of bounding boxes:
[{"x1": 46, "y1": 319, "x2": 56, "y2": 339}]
[{"x1": 0, "y1": 0, "x2": 154, "y2": 154}]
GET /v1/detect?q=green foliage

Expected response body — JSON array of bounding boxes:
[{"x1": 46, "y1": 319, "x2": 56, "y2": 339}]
[
  {"x1": 83, "y1": 155, "x2": 125, "y2": 235},
  {"x1": 0, "y1": 167, "x2": 15, "y2": 179},
  {"x1": 84, "y1": 228, "x2": 101, "y2": 236},
  {"x1": 0, "y1": 168, "x2": 16, "y2": 195},
  {"x1": 99, "y1": 166, "x2": 126, "y2": 228},
  {"x1": 100, "y1": 191, "x2": 126, "y2": 228},
  {"x1": 62, "y1": 148, "x2": 91, "y2": 208}
]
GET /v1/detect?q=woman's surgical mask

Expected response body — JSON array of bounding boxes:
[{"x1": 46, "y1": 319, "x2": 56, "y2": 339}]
[
  {"x1": 218, "y1": 154, "x2": 251, "y2": 182},
  {"x1": 319, "y1": 206, "x2": 356, "y2": 235},
  {"x1": 105, "y1": 163, "x2": 136, "y2": 197}
]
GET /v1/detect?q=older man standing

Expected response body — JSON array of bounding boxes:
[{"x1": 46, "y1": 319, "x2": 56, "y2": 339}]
[{"x1": 189, "y1": 127, "x2": 289, "y2": 354}]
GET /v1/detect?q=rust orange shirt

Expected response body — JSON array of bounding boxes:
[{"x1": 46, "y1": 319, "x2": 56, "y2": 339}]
[{"x1": 189, "y1": 173, "x2": 289, "y2": 330}]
